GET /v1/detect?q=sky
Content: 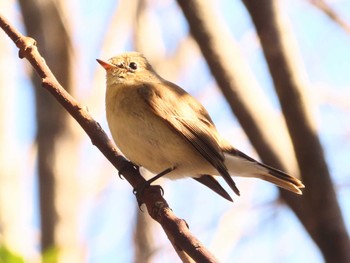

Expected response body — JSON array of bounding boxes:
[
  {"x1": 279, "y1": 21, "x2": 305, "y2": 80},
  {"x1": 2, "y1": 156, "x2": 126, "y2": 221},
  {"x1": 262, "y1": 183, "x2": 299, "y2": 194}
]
[{"x1": 4, "y1": 0, "x2": 350, "y2": 262}]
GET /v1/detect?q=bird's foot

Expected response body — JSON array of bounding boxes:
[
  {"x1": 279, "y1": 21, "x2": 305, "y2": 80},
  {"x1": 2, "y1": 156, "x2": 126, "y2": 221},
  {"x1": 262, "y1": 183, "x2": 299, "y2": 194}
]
[
  {"x1": 133, "y1": 166, "x2": 176, "y2": 208},
  {"x1": 118, "y1": 162, "x2": 139, "y2": 179}
]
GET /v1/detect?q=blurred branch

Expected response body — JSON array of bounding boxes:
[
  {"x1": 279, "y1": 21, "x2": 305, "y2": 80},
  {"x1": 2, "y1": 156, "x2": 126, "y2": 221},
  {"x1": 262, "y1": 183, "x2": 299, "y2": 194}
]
[
  {"x1": 176, "y1": 0, "x2": 299, "y2": 176},
  {"x1": 0, "y1": 14, "x2": 218, "y2": 263},
  {"x1": 242, "y1": 0, "x2": 350, "y2": 262},
  {"x1": 18, "y1": 1, "x2": 79, "y2": 260},
  {"x1": 178, "y1": 0, "x2": 350, "y2": 262},
  {"x1": 90, "y1": 0, "x2": 138, "y2": 113},
  {"x1": 134, "y1": 0, "x2": 165, "y2": 61},
  {"x1": 176, "y1": 0, "x2": 308, "y2": 230},
  {"x1": 133, "y1": 0, "x2": 200, "y2": 81},
  {"x1": 133, "y1": 211, "x2": 156, "y2": 263},
  {"x1": 309, "y1": 0, "x2": 350, "y2": 35}
]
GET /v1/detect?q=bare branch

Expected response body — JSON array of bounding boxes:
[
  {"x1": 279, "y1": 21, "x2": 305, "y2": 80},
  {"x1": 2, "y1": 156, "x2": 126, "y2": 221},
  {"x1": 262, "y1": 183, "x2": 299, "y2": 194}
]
[
  {"x1": 175, "y1": 0, "x2": 348, "y2": 261},
  {"x1": 310, "y1": 0, "x2": 350, "y2": 35},
  {"x1": 176, "y1": 0, "x2": 299, "y2": 176},
  {"x1": 242, "y1": 0, "x2": 350, "y2": 262},
  {"x1": 18, "y1": 0, "x2": 79, "y2": 257},
  {"x1": 176, "y1": 0, "x2": 307, "y2": 224}
]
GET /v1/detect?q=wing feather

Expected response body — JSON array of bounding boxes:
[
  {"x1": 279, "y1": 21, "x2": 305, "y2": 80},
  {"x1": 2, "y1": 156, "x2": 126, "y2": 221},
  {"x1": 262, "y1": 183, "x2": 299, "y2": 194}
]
[{"x1": 138, "y1": 83, "x2": 240, "y2": 196}]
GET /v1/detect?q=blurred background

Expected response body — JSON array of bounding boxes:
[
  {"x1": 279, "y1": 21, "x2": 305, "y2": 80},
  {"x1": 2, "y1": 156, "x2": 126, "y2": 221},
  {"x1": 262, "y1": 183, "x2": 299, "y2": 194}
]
[{"x1": 0, "y1": 0, "x2": 349, "y2": 262}]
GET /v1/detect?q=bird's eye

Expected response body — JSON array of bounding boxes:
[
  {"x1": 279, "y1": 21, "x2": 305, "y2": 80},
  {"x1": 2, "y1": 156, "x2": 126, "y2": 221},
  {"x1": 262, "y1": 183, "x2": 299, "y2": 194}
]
[{"x1": 129, "y1": 62, "x2": 138, "y2": 70}]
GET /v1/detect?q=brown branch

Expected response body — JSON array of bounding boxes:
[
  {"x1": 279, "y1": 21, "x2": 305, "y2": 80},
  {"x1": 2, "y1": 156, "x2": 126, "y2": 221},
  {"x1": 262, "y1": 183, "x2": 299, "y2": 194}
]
[
  {"x1": 0, "y1": 14, "x2": 218, "y2": 263},
  {"x1": 242, "y1": 0, "x2": 350, "y2": 262},
  {"x1": 176, "y1": 0, "x2": 308, "y2": 225},
  {"x1": 176, "y1": 0, "x2": 347, "y2": 259},
  {"x1": 18, "y1": 0, "x2": 77, "y2": 253},
  {"x1": 175, "y1": 0, "x2": 299, "y2": 176},
  {"x1": 310, "y1": 0, "x2": 350, "y2": 35}
]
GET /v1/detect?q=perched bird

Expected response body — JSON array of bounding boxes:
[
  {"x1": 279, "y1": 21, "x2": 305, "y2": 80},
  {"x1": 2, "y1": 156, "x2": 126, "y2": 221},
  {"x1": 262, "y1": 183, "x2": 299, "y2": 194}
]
[{"x1": 97, "y1": 52, "x2": 304, "y2": 201}]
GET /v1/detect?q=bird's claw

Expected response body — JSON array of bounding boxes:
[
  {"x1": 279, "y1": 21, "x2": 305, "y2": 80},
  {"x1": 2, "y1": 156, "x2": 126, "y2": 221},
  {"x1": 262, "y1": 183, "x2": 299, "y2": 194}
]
[
  {"x1": 118, "y1": 164, "x2": 139, "y2": 180},
  {"x1": 133, "y1": 183, "x2": 164, "y2": 210},
  {"x1": 118, "y1": 170, "x2": 124, "y2": 180},
  {"x1": 132, "y1": 167, "x2": 171, "y2": 209}
]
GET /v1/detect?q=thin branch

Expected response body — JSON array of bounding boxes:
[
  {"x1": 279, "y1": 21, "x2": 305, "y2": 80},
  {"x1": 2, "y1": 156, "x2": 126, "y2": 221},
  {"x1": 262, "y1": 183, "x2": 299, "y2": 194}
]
[
  {"x1": 0, "y1": 14, "x2": 218, "y2": 263},
  {"x1": 310, "y1": 0, "x2": 350, "y2": 35}
]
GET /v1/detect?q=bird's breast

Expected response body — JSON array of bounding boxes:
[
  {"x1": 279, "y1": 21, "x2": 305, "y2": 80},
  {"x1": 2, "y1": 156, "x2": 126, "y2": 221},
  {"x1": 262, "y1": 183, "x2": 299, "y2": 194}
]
[{"x1": 105, "y1": 86, "x2": 213, "y2": 177}]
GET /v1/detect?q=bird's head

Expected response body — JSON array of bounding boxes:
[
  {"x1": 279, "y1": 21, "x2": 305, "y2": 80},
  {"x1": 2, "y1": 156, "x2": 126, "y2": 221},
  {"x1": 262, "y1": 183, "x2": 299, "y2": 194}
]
[{"x1": 97, "y1": 52, "x2": 158, "y2": 86}]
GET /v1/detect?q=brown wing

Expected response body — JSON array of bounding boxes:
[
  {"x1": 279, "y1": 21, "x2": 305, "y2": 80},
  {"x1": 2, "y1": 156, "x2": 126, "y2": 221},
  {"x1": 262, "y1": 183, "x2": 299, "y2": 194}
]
[
  {"x1": 137, "y1": 82, "x2": 240, "y2": 196},
  {"x1": 193, "y1": 175, "x2": 233, "y2": 201}
]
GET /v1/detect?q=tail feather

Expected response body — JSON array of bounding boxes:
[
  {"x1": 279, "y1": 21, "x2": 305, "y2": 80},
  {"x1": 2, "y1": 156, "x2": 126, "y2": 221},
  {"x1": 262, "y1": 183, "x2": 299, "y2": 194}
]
[{"x1": 223, "y1": 149, "x2": 304, "y2": 195}]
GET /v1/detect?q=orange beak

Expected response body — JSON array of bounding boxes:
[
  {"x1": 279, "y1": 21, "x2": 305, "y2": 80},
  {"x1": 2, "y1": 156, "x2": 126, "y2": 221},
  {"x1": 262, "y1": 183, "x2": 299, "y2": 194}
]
[{"x1": 96, "y1": 59, "x2": 116, "y2": 70}]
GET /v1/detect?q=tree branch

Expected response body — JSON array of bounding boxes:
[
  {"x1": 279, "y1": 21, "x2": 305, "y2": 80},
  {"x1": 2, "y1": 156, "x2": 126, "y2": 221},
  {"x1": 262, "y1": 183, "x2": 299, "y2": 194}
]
[
  {"x1": 176, "y1": 0, "x2": 307, "y2": 225},
  {"x1": 175, "y1": 0, "x2": 299, "y2": 177},
  {"x1": 242, "y1": 0, "x2": 350, "y2": 262},
  {"x1": 18, "y1": 0, "x2": 78, "y2": 254},
  {"x1": 310, "y1": 0, "x2": 350, "y2": 35},
  {"x1": 0, "y1": 14, "x2": 218, "y2": 263}
]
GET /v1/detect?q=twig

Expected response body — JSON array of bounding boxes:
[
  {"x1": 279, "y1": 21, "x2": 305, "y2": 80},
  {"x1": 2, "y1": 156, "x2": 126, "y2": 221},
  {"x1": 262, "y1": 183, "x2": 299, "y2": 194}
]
[
  {"x1": 0, "y1": 14, "x2": 218, "y2": 263},
  {"x1": 310, "y1": 0, "x2": 350, "y2": 35}
]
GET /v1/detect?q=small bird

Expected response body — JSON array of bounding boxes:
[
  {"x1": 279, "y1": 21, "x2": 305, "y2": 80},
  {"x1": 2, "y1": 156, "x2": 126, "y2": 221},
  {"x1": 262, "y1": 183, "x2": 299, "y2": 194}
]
[{"x1": 97, "y1": 52, "x2": 304, "y2": 201}]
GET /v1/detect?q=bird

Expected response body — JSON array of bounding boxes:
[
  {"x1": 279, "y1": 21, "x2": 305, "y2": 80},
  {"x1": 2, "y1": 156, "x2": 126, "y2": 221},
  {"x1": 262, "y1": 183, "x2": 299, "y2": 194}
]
[{"x1": 97, "y1": 52, "x2": 304, "y2": 201}]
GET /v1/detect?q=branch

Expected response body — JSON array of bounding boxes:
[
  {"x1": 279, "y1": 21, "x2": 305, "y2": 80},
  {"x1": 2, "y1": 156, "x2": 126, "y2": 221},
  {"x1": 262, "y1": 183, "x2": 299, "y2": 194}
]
[
  {"x1": 242, "y1": 0, "x2": 350, "y2": 262},
  {"x1": 309, "y1": 0, "x2": 350, "y2": 35},
  {"x1": 176, "y1": 0, "x2": 347, "y2": 259},
  {"x1": 175, "y1": 0, "x2": 299, "y2": 175},
  {"x1": 18, "y1": 0, "x2": 76, "y2": 253},
  {"x1": 0, "y1": 14, "x2": 218, "y2": 263},
  {"x1": 176, "y1": 0, "x2": 308, "y2": 227}
]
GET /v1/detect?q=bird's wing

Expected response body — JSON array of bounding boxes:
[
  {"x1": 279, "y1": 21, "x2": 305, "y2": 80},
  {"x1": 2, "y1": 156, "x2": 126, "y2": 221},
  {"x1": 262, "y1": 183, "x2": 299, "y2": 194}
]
[
  {"x1": 137, "y1": 82, "x2": 240, "y2": 196},
  {"x1": 193, "y1": 175, "x2": 233, "y2": 201}
]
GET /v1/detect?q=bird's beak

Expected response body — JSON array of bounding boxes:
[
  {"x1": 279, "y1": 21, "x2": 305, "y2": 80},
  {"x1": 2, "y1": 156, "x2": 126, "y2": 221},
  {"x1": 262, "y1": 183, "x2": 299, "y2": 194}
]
[{"x1": 96, "y1": 59, "x2": 116, "y2": 70}]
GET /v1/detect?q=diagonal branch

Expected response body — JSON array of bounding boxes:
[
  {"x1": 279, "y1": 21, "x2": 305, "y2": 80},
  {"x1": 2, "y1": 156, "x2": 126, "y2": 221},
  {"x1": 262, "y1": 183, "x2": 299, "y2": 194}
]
[
  {"x1": 175, "y1": 0, "x2": 299, "y2": 177},
  {"x1": 242, "y1": 0, "x2": 350, "y2": 262},
  {"x1": 309, "y1": 0, "x2": 350, "y2": 35},
  {"x1": 176, "y1": 0, "x2": 306, "y2": 219},
  {"x1": 0, "y1": 14, "x2": 218, "y2": 263}
]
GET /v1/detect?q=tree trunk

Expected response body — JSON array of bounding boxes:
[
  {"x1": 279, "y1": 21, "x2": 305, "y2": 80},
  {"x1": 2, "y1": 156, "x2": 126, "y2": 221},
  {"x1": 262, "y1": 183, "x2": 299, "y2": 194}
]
[{"x1": 18, "y1": 0, "x2": 82, "y2": 262}]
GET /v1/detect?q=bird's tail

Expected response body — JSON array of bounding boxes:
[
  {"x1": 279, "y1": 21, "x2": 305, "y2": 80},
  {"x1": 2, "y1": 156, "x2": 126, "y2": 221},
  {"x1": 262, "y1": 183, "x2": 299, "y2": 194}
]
[{"x1": 223, "y1": 149, "x2": 304, "y2": 195}]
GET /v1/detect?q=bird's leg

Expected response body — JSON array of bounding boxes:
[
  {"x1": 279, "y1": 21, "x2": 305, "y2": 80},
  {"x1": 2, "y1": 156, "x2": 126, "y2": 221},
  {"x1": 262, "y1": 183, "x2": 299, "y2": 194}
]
[
  {"x1": 133, "y1": 166, "x2": 176, "y2": 194},
  {"x1": 133, "y1": 166, "x2": 176, "y2": 205},
  {"x1": 147, "y1": 166, "x2": 176, "y2": 185}
]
